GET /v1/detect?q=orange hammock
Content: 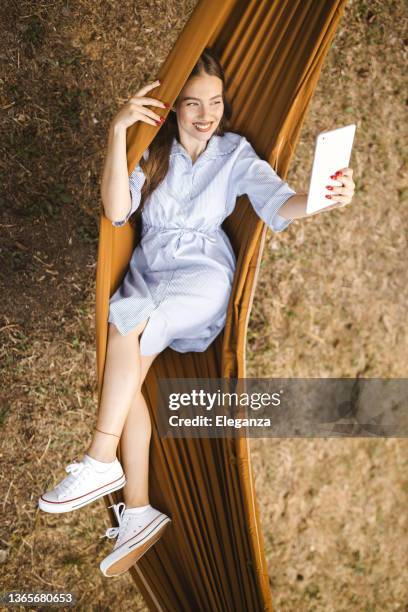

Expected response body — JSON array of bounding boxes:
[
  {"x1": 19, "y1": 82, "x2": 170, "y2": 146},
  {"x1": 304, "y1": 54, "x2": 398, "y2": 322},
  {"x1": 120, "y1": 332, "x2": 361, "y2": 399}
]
[{"x1": 95, "y1": 1, "x2": 347, "y2": 609}]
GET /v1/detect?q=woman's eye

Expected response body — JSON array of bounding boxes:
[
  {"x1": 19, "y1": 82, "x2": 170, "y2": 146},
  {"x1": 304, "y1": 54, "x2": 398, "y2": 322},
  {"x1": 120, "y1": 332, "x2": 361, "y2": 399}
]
[{"x1": 186, "y1": 101, "x2": 222, "y2": 106}]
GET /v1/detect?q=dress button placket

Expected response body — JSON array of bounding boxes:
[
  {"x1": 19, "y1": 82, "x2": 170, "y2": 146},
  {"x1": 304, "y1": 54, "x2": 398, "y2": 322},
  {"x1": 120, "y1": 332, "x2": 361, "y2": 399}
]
[{"x1": 182, "y1": 155, "x2": 193, "y2": 200}]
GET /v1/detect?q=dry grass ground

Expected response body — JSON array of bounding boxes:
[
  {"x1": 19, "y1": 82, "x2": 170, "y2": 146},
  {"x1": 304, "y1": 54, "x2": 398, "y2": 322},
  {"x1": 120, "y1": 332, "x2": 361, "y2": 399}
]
[{"x1": 0, "y1": 0, "x2": 407, "y2": 610}]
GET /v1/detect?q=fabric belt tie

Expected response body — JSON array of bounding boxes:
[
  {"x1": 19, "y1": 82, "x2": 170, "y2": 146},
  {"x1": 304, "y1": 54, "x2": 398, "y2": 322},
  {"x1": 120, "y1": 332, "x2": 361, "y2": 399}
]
[
  {"x1": 173, "y1": 228, "x2": 217, "y2": 258},
  {"x1": 142, "y1": 225, "x2": 218, "y2": 259}
]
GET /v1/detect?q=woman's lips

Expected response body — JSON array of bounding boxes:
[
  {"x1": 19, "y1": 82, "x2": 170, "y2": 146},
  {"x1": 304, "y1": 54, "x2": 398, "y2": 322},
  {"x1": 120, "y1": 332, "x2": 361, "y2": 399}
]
[{"x1": 193, "y1": 122, "x2": 213, "y2": 132}]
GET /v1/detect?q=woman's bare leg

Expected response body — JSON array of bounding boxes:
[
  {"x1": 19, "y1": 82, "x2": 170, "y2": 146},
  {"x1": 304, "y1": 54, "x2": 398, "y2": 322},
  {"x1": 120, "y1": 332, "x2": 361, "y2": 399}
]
[
  {"x1": 120, "y1": 347, "x2": 158, "y2": 507},
  {"x1": 120, "y1": 352, "x2": 159, "y2": 506},
  {"x1": 86, "y1": 321, "x2": 149, "y2": 463}
]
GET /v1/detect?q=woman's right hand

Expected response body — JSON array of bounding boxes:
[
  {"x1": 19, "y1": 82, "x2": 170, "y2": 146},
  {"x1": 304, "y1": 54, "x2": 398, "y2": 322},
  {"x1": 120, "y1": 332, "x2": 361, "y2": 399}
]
[{"x1": 111, "y1": 80, "x2": 168, "y2": 130}]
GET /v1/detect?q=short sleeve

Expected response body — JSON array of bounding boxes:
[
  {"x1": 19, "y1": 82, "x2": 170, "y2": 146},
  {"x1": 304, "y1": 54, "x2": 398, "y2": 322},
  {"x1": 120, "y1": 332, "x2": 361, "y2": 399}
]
[
  {"x1": 232, "y1": 137, "x2": 296, "y2": 232},
  {"x1": 111, "y1": 148, "x2": 149, "y2": 227}
]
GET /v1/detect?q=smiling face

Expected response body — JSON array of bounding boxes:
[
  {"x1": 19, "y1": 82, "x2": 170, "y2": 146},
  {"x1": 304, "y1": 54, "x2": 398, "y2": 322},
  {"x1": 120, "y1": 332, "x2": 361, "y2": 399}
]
[{"x1": 174, "y1": 73, "x2": 225, "y2": 149}]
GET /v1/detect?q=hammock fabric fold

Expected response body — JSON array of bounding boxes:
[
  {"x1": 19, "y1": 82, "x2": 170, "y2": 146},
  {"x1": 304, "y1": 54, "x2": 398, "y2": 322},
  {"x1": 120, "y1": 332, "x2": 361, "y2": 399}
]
[{"x1": 95, "y1": 1, "x2": 347, "y2": 609}]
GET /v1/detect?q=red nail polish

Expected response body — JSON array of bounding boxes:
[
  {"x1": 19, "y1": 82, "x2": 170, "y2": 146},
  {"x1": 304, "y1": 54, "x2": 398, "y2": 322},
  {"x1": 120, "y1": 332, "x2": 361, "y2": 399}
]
[
  {"x1": 330, "y1": 174, "x2": 337, "y2": 179},
  {"x1": 336, "y1": 171, "x2": 342, "y2": 177},
  {"x1": 326, "y1": 185, "x2": 333, "y2": 190},
  {"x1": 325, "y1": 195, "x2": 332, "y2": 199}
]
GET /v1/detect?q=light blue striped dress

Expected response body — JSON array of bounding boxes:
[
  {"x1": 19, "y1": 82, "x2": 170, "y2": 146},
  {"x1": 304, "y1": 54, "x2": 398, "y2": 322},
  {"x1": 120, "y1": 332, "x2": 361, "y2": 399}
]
[{"x1": 108, "y1": 131, "x2": 296, "y2": 356}]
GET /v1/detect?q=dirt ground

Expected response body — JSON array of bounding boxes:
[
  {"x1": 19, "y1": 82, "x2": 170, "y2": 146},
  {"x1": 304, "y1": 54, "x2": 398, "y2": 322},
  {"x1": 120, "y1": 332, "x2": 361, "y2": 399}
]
[{"x1": 0, "y1": 0, "x2": 407, "y2": 610}]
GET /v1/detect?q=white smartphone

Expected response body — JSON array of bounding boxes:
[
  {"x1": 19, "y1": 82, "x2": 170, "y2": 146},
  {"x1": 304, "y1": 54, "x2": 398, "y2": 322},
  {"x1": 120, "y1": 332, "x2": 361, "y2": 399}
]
[{"x1": 306, "y1": 124, "x2": 356, "y2": 215}]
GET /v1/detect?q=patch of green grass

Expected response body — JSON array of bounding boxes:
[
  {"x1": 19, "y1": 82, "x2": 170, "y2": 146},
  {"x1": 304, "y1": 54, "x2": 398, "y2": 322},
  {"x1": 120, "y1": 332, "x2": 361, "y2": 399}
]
[
  {"x1": 0, "y1": 405, "x2": 10, "y2": 428},
  {"x1": 75, "y1": 224, "x2": 97, "y2": 244},
  {"x1": 22, "y1": 16, "x2": 46, "y2": 47},
  {"x1": 42, "y1": 183, "x2": 74, "y2": 218},
  {"x1": 59, "y1": 552, "x2": 84, "y2": 567}
]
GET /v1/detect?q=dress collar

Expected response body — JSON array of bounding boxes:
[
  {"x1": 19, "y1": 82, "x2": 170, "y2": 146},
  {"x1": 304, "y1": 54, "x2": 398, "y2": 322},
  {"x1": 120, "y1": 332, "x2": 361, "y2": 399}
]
[{"x1": 170, "y1": 132, "x2": 239, "y2": 161}]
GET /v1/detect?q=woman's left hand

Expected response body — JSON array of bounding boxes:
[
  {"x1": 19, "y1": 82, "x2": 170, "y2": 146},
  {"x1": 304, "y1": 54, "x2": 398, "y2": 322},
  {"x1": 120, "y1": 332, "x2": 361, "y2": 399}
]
[{"x1": 322, "y1": 167, "x2": 355, "y2": 211}]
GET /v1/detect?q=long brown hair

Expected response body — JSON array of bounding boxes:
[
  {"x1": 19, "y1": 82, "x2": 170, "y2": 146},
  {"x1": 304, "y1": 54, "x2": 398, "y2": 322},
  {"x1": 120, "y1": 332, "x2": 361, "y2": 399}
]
[{"x1": 129, "y1": 47, "x2": 233, "y2": 242}]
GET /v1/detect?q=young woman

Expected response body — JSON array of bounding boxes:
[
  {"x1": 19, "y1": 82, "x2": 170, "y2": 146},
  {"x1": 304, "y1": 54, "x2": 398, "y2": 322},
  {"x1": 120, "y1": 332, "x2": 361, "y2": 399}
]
[{"x1": 38, "y1": 49, "x2": 355, "y2": 577}]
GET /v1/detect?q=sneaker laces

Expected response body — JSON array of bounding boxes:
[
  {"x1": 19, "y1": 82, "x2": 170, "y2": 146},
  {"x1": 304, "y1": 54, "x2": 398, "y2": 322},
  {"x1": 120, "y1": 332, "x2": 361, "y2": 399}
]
[
  {"x1": 57, "y1": 461, "x2": 91, "y2": 497},
  {"x1": 101, "y1": 502, "x2": 146, "y2": 549}
]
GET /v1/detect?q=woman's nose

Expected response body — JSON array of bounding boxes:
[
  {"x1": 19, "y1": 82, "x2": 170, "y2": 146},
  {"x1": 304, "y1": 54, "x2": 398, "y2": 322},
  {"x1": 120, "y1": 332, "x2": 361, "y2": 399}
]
[
  {"x1": 197, "y1": 107, "x2": 217, "y2": 119},
  {"x1": 196, "y1": 115, "x2": 216, "y2": 122}
]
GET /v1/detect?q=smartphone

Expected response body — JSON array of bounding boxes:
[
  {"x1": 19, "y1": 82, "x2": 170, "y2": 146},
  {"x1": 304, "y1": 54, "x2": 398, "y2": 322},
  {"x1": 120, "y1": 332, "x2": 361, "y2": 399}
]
[{"x1": 306, "y1": 124, "x2": 356, "y2": 215}]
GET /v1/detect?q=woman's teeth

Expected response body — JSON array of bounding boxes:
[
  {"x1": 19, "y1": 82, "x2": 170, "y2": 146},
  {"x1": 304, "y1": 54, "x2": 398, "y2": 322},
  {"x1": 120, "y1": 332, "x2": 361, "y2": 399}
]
[{"x1": 194, "y1": 122, "x2": 213, "y2": 132}]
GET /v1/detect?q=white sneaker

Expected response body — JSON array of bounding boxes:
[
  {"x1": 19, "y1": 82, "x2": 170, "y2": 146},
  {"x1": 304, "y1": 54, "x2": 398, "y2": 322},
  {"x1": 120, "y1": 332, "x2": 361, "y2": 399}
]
[
  {"x1": 38, "y1": 455, "x2": 126, "y2": 513},
  {"x1": 99, "y1": 502, "x2": 172, "y2": 577}
]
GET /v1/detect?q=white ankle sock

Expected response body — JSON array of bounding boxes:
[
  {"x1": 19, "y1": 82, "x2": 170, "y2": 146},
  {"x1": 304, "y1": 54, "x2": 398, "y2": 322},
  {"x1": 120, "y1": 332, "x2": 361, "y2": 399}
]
[
  {"x1": 83, "y1": 454, "x2": 115, "y2": 472},
  {"x1": 125, "y1": 504, "x2": 152, "y2": 514}
]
